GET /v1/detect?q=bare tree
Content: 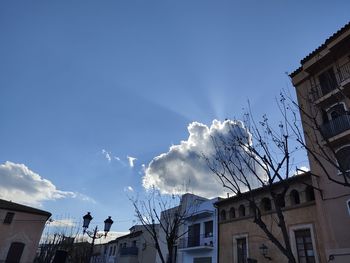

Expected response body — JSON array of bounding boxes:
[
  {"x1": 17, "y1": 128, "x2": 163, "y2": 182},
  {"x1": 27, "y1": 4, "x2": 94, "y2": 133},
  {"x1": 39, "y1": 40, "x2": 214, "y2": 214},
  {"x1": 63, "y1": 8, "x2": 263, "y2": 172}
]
[
  {"x1": 35, "y1": 218, "x2": 88, "y2": 263},
  {"x1": 131, "y1": 190, "x2": 197, "y2": 263},
  {"x1": 204, "y1": 113, "x2": 299, "y2": 263}
]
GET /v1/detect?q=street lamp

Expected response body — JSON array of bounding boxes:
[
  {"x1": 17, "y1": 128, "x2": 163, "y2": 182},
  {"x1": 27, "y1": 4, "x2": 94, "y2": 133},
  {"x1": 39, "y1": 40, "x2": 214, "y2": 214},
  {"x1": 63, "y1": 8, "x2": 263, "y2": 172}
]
[{"x1": 82, "y1": 212, "x2": 114, "y2": 261}]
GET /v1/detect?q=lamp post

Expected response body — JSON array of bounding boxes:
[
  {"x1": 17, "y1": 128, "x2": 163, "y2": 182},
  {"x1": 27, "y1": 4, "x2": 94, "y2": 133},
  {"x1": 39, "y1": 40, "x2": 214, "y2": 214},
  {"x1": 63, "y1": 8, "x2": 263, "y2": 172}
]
[{"x1": 82, "y1": 212, "x2": 114, "y2": 261}]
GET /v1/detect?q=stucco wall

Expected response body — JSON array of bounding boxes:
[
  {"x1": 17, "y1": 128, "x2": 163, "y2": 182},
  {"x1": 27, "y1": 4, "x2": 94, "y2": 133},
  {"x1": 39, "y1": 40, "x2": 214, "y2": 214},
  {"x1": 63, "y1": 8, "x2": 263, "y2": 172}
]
[
  {"x1": 218, "y1": 202, "x2": 323, "y2": 263},
  {"x1": 0, "y1": 209, "x2": 48, "y2": 263}
]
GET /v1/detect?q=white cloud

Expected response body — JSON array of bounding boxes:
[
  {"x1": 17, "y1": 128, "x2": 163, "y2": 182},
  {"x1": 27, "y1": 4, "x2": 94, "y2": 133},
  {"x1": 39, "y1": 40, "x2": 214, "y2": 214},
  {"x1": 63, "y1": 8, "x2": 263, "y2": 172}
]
[
  {"x1": 294, "y1": 166, "x2": 310, "y2": 175},
  {"x1": 102, "y1": 149, "x2": 112, "y2": 162},
  {"x1": 48, "y1": 218, "x2": 76, "y2": 228},
  {"x1": 143, "y1": 119, "x2": 262, "y2": 198},
  {"x1": 127, "y1": 156, "x2": 137, "y2": 168},
  {"x1": 0, "y1": 161, "x2": 92, "y2": 206},
  {"x1": 124, "y1": 186, "x2": 134, "y2": 192}
]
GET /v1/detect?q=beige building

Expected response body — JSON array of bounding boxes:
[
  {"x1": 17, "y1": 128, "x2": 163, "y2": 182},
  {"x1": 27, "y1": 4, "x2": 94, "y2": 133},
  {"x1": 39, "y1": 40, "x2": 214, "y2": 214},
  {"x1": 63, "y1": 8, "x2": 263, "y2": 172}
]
[
  {"x1": 290, "y1": 22, "x2": 350, "y2": 263},
  {"x1": 0, "y1": 199, "x2": 51, "y2": 263},
  {"x1": 114, "y1": 224, "x2": 159, "y2": 263},
  {"x1": 216, "y1": 173, "x2": 322, "y2": 263}
]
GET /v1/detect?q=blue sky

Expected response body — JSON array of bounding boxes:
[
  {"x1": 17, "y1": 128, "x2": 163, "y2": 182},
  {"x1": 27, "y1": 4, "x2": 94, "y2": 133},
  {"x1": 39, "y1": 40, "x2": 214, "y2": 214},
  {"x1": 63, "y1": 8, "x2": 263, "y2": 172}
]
[{"x1": 0, "y1": 1, "x2": 349, "y2": 236}]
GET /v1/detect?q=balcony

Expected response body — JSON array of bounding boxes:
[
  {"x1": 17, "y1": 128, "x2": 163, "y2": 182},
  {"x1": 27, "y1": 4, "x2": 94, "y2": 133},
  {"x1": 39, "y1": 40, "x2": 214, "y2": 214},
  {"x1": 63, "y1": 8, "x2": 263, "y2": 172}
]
[
  {"x1": 320, "y1": 114, "x2": 350, "y2": 139},
  {"x1": 119, "y1": 247, "x2": 138, "y2": 256},
  {"x1": 311, "y1": 60, "x2": 350, "y2": 103},
  {"x1": 178, "y1": 234, "x2": 214, "y2": 251}
]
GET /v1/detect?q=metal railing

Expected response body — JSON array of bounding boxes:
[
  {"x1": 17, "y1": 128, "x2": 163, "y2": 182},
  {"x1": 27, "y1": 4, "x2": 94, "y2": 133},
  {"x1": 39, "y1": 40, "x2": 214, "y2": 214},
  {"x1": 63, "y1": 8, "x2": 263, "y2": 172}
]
[
  {"x1": 320, "y1": 114, "x2": 350, "y2": 139},
  {"x1": 119, "y1": 246, "x2": 138, "y2": 256},
  {"x1": 311, "y1": 60, "x2": 350, "y2": 101},
  {"x1": 178, "y1": 234, "x2": 214, "y2": 249}
]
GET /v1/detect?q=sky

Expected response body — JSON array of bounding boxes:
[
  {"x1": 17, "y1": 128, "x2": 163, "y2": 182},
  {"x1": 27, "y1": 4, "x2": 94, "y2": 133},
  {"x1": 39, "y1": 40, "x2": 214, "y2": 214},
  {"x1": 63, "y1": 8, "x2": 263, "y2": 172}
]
[{"x1": 0, "y1": 0, "x2": 349, "y2": 237}]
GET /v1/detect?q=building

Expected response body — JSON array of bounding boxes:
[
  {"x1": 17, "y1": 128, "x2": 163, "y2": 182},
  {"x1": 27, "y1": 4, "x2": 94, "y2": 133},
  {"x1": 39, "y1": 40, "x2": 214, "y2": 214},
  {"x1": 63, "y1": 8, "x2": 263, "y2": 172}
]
[
  {"x1": 216, "y1": 173, "x2": 322, "y2": 263},
  {"x1": 290, "y1": 22, "x2": 350, "y2": 263},
  {"x1": 104, "y1": 239, "x2": 118, "y2": 263},
  {"x1": 90, "y1": 243, "x2": 108, "y2": 263},
  {"x1": 0, "y1": 198, "x2": 51, "y2": 263},
  {"x1": 114, "y1": 224, "x2": 159, "y2": 263},
  {"x1": 177, "y1": 195, "x2": 220, "y2": 263},
  {"x1": 155, "y1": 193, "x2": 220, "y2": 263}
]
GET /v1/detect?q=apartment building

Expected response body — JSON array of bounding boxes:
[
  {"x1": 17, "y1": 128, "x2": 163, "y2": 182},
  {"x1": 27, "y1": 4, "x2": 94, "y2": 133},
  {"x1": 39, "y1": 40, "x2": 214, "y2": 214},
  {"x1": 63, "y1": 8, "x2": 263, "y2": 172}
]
[
  {"x1": 177, "y1": 196, "x2": 220, "y2": 263},
  {"x1": 155, "y1": 193, "x2": 220, "y2": 263},
  {"x1": 290, "y1": 22, "x2": 350, "y2": 263},
  {"x1": 216, "y1": 173, "x2": 322, "y2": 263}
]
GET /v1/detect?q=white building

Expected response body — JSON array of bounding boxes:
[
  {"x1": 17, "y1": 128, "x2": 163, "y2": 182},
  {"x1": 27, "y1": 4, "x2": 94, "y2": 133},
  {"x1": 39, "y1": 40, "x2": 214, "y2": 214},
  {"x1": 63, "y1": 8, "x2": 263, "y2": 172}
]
[
  {"x1": 155, "y1": 193, "x2": 220, "y2": 263},
  {"x1": 177, "y1": 195, "x2": 219, "y2": 263}
]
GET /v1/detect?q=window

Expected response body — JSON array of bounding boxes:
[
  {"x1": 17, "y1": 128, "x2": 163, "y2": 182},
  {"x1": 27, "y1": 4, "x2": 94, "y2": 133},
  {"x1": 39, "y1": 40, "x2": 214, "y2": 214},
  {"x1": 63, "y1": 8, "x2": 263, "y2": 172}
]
[
  {"x1": 347, "y1": 199, "x2": 350, "y2": 215},
  {"x1": 276, "y1": 194, "x2": 285, "y2": 208},
  {"x1": 109, "y1": 246, "x2": 113, "y2": 256},
  {"x1": 335, "y1": 146, "x2": 350, "y2": 174},
  {"x1": 236, "y1": 238, "x2": 247, "y2": 263},
  {"x1": 204, "y1": 221, "x2": 213, "y2": 237},
  {"x1": 113, "y1": 246, "x2": 116, "y2": 255},
  {"x1": 3, "y1": 212, "x2": 15, "y2": 224},
  {"x1": 238, "y1": 205, "x2": 245, "y2": 217},
  {"x1": 220, "y1": 210, "x2": 226, "y2": 221},
  {"x1": 290, "y1": 190, "x2": 301, "y2": 205},
  {"x1": 132, "y1": 240, "x2": 137, "y2": 247},
  {"x1": 260, "y1": 198, "x2": 272, "y2": 211},
  {"x1": 188, "y1": 223, "x2": 200, "y2": 247},
  {"x1": 193, "y1": 257, "x2": 212, "y2": 263},
  {"x1": 295, "y1": 229, "x2": 316, "y2": 263},
  {"x1": 305, "y1": 186, "x2": 315, "y2": 202},
  {"x1": 318, "y1": 67, "x2": 337, "y2": 95},
  {"x1": 326, "y1": 103, "x2": 346, "y2": 120},
  {"x1": 229, "y1": 207, "x2": 236, "y2": 219}
]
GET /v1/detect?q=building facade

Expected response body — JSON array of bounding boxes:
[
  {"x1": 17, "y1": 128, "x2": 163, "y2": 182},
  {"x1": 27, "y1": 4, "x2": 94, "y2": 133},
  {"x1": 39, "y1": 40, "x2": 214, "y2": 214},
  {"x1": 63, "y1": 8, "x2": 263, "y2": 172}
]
[
  {"x1": 155, "y1": 193, "x2": 220, "y2": 263},
  {"x1": 290, "y1": 22, "x2": 350, "y2": 263},
  {"x1": 216, "y1": 173, "x2": 322, "y2": 263},
  {"x1": 177, "y1": 196, "x2": 219, "y2": 263},
  {"x1": 114, "y1": 224, "x2": 159, "y2": 263},
  {"x1": 0, "y1": 199, "x2": 51, "y2": 263}
]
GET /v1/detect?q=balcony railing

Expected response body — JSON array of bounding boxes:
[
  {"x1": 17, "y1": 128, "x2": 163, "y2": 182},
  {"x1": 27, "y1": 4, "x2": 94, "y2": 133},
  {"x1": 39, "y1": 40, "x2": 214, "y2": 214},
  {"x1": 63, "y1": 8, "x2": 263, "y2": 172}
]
[
  {"x1": 119, "y1": 246, "x2": 138, "y2": 256},
  {"x1": 320, "y1": 114, "x2": 350, "y2": 139},
  {"x1": 178, "y1": 234, "x2": 214, "y2": 250},
  {"x1": 311, "y1": 60, "x2": 350, "y2": 101}
]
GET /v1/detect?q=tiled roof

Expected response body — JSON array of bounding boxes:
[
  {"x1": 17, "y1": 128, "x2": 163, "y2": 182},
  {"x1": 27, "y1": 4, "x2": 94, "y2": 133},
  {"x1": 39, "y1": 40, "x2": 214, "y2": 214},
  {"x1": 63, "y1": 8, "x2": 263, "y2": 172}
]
[
  {"x1": 290, "y1": 21, "x2": 350, "y2": 78},
  {"x1": 0, "y1": 198, "x2": 51, "y2": 218}
]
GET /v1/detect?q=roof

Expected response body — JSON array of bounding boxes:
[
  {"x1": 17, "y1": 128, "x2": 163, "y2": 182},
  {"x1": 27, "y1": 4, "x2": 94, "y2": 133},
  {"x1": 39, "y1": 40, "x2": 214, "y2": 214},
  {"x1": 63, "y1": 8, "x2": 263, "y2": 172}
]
[
  {"x1": 0, "y1": 198, "x2": 51, "y2": 218},
  {"x1": 290, "y1": 21, "x2": 350, "y2": 78},
  {"x1": 215, "y1": 172, "x2": 311, "y2": 206},
  {"x1": 116, "y1": 230, "x2": 143, "y2": 241}
]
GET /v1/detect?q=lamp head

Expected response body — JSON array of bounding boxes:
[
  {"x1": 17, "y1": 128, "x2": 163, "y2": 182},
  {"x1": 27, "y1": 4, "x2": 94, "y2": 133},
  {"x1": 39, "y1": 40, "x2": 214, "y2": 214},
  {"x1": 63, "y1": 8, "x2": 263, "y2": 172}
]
[{"x1": 83, "y1": 212, "x2": 93, "y2": 230}]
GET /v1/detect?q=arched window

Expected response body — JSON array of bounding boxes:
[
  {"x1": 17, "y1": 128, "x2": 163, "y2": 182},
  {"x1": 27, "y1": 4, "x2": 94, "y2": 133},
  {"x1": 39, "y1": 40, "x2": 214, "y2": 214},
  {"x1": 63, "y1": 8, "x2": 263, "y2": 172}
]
[
  {"x1": 305, "y1": 186, "x2": 315, "y2": 202},
  {"x1": 276, "y1": 194, "x2": 285, "y2": 208},
  {"x1": 220, "y1": 210, "x2": 226, "y2": 221},
  {"x1": 290, "y1": 190, "x2": 301, "y2": 205},
  {"x1": 335, "y1": 146, "x2": 350, "y2": 174},
  {"x1": 229, "y1": 207, "x2": 235, "y2": 219},
  {"x1": 238, "y1": 205, "x2": 245, "y2": 217},
  {"x1": 260, "y1": 198, "x2": 272, "y2": 211}
]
